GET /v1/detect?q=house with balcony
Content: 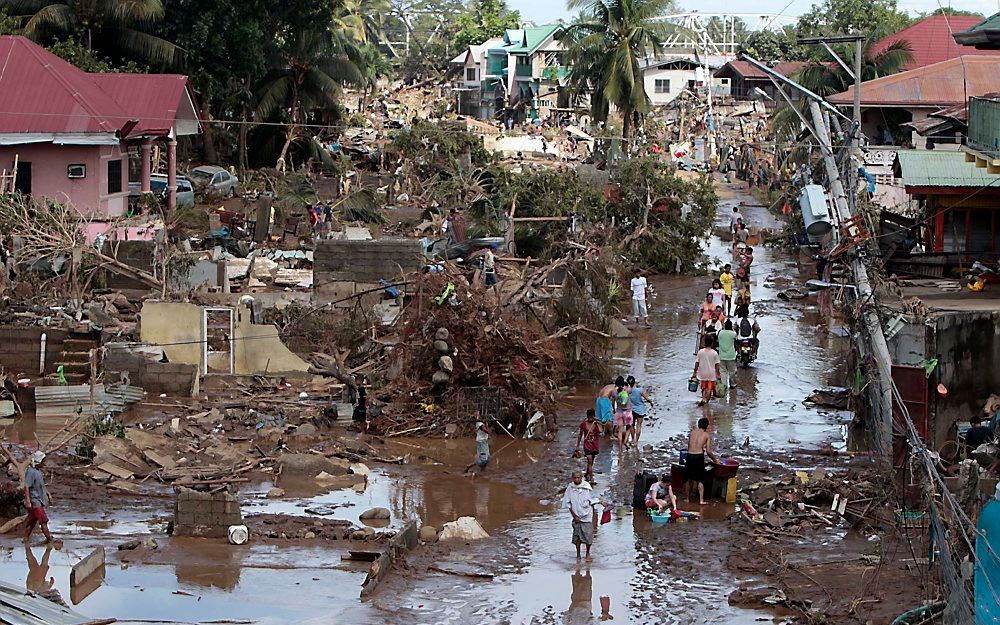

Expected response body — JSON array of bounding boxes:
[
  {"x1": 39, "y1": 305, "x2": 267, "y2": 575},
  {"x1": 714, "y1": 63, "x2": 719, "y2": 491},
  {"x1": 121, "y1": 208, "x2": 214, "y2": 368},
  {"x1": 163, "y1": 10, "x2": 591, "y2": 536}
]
[
  {"x1": 450, "y1": 37, "x2": 504, "y2": 117},
  {"x1": 474, "y1": 24, "x2": 569, "y2": 123}
]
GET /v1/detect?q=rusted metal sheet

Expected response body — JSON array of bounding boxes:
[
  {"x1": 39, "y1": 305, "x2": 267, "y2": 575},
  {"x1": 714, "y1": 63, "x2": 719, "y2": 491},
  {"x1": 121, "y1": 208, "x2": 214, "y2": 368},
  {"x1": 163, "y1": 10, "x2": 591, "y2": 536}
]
[{"x1": 892, "y1": 365, "x2": 930, "y2": 443}]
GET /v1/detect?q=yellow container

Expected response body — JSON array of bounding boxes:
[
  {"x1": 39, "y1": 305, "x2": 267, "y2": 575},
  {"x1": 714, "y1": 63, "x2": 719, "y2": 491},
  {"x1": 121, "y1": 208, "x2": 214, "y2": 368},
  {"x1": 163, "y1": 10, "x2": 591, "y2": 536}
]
[{"x1": 725, "y1": 477, "x2": 738, "y2": 503}]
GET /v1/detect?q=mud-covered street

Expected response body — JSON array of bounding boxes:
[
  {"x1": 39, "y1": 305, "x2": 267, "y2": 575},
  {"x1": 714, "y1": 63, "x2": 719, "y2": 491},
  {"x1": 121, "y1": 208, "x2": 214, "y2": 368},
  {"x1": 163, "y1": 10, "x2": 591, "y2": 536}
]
[{"x1": 0, "y1": 179, "x2": 887, "y2": 625}]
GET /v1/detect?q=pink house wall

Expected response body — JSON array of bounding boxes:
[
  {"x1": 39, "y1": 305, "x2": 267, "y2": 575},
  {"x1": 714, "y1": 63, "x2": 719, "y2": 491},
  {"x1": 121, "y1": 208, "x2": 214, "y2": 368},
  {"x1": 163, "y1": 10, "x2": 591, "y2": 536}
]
[{"x1": 0, "y1": 143, "x2": 129, "y2": 218}]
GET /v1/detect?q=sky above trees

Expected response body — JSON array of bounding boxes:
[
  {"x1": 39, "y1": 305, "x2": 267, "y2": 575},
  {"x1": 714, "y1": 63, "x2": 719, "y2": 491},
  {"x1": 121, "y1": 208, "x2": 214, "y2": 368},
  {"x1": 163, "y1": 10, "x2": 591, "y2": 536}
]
[{"x1": 506, "y1": 0, "x2": 996, "y2": 24}]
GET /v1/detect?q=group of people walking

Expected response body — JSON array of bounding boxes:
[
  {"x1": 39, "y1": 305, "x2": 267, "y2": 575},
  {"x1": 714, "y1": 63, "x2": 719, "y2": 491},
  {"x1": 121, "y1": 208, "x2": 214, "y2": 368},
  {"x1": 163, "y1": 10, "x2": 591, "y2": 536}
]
[{"x1": 581, "y1": 375, "x2": 652, "y2": 479}]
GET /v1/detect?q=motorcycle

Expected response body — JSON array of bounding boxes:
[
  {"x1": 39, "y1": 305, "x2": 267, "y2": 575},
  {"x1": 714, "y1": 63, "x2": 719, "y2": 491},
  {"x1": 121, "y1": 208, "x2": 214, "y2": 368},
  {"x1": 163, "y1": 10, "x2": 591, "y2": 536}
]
[{"x1": 738, "y1": 338, "x2": 756, "y2": 368}]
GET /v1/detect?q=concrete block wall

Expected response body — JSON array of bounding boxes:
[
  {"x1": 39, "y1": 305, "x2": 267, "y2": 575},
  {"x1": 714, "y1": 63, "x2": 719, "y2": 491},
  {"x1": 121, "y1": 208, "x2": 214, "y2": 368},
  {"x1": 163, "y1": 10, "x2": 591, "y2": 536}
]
[
  {"x1": 314, "y1": 239, "x2": 424, "y2": 283},
  {"x1": 102, "y1": 241, "x2": 155, "y2": 290},
  {"x1": 103, "y1": 348, "x2": 197, "y2": 396},
  {"x1": 173, "y1": 487, "x2": 243, "y2": 538},
  {"x1": 0, "y1": 326, "x2": 69, "y2": 377}
]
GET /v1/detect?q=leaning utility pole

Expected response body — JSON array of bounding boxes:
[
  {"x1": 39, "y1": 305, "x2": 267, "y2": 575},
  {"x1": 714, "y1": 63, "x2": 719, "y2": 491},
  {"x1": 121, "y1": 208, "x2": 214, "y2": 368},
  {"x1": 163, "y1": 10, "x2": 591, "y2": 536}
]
[{"x1": 740, "y1": 54, "x2": 893, "y2": 458}]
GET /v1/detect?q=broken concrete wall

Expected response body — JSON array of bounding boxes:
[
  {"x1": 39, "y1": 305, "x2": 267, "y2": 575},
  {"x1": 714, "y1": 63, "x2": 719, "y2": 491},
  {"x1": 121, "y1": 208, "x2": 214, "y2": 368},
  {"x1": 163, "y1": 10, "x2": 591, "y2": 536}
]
[
  {"x1": 103, "y1": 240, "x2": 155, "y2": 290},
  {"x1": 314, "y1": 238, "x2": 422, "y2": 305},
  {"x1": 173, "y1": 487, "x2": 243, "y2": 538},
  {"x1": 139, "y1": 302, "x2": 203, "y2": 368},
  {"x1": 232, "y1": 306, "x2": 311, "y2": 375},
  {"x1": 102, "y1": 344, "x2": 198, "y2": 396},
  {"x1": 0, "y1": 326, "x2": 69, "y2": 377},
  {"x1": 139, "y1": 301, "x2": 310, "y2": 376}
]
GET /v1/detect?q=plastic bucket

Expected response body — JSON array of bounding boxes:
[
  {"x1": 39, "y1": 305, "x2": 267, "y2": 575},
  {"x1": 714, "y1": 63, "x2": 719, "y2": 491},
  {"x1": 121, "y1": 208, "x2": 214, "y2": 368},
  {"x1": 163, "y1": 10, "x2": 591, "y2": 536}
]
[
  {"x1": 228, "y1": 524, "x2": 249, "y2": 545},
  {"x1": 688, "y1": 378, "x2": 699, "y2": 392}
]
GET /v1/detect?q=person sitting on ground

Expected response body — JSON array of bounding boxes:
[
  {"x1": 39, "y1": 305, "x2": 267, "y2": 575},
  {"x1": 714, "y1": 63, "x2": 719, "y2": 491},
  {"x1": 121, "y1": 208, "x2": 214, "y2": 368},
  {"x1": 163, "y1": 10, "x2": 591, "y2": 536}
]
[
  {"x1": 699, "y1": 293, "x2": 716, "y2": 328},
  {"x1": 645, "y1": 474, "x2": 677, "y2": 514}
]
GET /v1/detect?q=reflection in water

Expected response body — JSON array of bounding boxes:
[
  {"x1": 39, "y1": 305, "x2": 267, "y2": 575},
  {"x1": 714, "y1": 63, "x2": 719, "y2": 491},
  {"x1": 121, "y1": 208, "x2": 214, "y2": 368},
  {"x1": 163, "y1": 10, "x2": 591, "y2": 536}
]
[
  {"x1": 172, "y1": 541, "x2": 248, "y2": 590},
  {"x1": 564, "y1": 568, "x2": 594, "y2": 624},
  {"x1": 25, "y1": 544, "x2": 54, "y2": 594}
]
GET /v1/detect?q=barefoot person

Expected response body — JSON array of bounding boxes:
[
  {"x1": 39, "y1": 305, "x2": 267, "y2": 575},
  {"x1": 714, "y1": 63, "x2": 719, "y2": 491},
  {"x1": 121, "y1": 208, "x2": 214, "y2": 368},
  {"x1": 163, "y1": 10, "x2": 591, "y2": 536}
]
[
  {"x1": 613, "y1": 376, "x2": 633, "y2": 454},
  {"x1": 644, "y1": 474, "x2": 677, "y2": 513},
  {"x1": 464, "y1": 418, "x2": 490, "y2": 474},
  {"x1": 575, "y1": 409, "x2": 601, "y2": 482},
  {"x1": 626, "y1": 376, "x2": 652, "y2": 445},
  {"x1": 561, "y1": 471, "x2": 600, "y2": 561},
  {"x1": 686, "y1": 418, "x2": 718, "y2": 505},
  {"x1": 693, "y1": 335, "x2": 721, "y2": 406},
  {"x1": 630, "y1": 269, "x2": 651, "y2": 327},
  {"x1": 22, "y1": 452, "x2": 53, "y2": 544}
]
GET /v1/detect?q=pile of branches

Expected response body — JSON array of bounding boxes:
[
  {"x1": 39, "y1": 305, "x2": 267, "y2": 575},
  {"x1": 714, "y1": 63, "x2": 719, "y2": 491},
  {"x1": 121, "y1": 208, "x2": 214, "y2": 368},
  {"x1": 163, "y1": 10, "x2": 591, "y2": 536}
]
[{"x1": 374, "y1": 267, "x2": 577, "y2": 436}]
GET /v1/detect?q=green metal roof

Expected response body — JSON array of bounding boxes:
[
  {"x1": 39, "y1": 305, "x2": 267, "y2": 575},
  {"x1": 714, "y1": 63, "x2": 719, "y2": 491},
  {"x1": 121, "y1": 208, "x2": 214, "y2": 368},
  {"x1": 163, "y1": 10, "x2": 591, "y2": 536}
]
[
  {"x1": 505, "y1": 24, "x2": 562, "y2": 55},
  {"x1": 896, "y1": 150, "x2": 1000, "y2": 187},
  {"x1": 953, "y1": 12, "x2": 1000, "y2": 47},
  {"x1": 960, "y1": 11, "x2": 1000, "y2": 34}
]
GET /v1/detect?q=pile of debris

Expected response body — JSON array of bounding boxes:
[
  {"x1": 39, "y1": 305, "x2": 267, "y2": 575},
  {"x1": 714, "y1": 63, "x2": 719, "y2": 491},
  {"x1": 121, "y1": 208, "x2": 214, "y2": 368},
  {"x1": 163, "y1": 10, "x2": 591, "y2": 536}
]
[{"x1": 738, "y1": 468, "x2": 898, "y2": 539}]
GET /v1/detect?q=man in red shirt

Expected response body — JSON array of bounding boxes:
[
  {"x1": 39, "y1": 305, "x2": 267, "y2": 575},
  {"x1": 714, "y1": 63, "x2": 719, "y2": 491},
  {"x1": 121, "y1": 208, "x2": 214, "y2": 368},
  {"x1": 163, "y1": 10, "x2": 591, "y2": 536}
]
[{"x1": 575, "y1": 409, "x2": 601, "y2": 483}]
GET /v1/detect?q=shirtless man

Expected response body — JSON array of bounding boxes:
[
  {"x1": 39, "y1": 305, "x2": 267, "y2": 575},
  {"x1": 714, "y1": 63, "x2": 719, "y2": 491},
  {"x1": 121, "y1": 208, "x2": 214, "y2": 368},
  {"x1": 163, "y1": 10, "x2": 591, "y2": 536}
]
[{"x1": 686, "y1": 417, "x2": 718, "y2": 505}]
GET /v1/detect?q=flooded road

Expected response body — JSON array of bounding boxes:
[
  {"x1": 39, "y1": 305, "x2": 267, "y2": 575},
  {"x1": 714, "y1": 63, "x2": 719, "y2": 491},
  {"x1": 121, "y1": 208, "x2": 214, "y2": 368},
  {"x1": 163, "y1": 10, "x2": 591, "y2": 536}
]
[{"x1": 0, "y1": 180, "x2": 850, "y2": 624}]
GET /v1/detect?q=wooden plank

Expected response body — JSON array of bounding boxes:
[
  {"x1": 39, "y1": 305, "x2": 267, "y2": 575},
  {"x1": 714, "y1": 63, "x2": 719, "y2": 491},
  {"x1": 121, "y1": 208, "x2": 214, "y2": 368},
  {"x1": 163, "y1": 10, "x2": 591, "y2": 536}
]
[
  {"x1": 70, "y1": 546, "x2": 106, "y2": 586},
  {"x1": 97, "y1": 463, "x2": 134, "y2": 480},
  {"x1": 108, "y1": 480, "x2": 142, "y2": 493},
  {"x1": 142, "y1": 449, "x2": 176, "y2": 469}
]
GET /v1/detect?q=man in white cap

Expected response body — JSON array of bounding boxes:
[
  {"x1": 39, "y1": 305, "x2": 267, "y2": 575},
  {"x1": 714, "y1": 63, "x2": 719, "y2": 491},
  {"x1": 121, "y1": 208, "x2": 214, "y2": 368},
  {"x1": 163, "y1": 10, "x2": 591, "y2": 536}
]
[{"x1": 23, "y1": 451, "x2": 53, "y2": 544}]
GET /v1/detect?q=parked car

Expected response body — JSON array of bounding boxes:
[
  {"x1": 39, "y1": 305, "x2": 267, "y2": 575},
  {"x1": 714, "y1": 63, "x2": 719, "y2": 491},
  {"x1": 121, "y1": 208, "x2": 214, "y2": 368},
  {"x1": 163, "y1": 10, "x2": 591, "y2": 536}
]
[
  {"x1": 190, "y1": 165, "x2": 239, "y2": 197},
  {"x1": 128, "y1": 174, "x2": 196, "y2": 207}
]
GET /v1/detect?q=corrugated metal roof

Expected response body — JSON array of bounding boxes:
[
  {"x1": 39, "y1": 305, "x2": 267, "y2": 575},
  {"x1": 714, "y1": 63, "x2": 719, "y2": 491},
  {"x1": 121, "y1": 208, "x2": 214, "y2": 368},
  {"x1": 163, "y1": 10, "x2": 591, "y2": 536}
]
[
  {"x1": 0, "y1": 579, "x2": 98, "y2": 625},
  {"x1": 89, "y1": 73, "x2": 193, "y2": 137},
  {"x1": 871, "y1": 15, "x2": 992, "y2": 70},
  {"x1": 713, "y1": 61, "x2": 807, "y2": 80},
  {"x1": 829, "y1": 56, "x2": 1000, "y2": 107},
  {"x1": 0, "y1": 36, "x2": 128, "y2": 135},
  {"x1": 505, "y1": 24, "x2": 562, "y2": 54},
  {"x1": 896, "y1": 150, "x2": 1000, "y2": 188},
  {"x1": 954, "y1": 12, "x2": 1000, "y2": 48},
  {"x1": 0, "y1": 35, "x2": 201, "y2": 139},
  {"x1": 35, "y1": 383, "x2": 144, "y2": 418}
]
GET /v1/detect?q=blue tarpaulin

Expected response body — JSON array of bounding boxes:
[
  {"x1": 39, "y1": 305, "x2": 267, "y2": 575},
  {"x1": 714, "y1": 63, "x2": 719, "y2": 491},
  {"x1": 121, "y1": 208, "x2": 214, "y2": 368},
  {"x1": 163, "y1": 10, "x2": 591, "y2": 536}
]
[{"x1": 976, "y1": 498, "x2": 1000, "y2": 624}]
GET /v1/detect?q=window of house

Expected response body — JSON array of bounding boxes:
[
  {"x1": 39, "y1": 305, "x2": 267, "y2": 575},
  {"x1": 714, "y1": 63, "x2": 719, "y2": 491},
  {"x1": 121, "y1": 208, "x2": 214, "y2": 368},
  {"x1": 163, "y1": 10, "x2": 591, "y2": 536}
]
[
  {"x1": 654, "y1": 79, "x2": 671, "y2": 94},
  {"x1": 107, "y1": 159, "x2": 123, "y2": 194},
  {"x1": 516, "y1": 56, "x2": 530, "y2": 66},
  {"x1": 466, "y1": 68, "x2": 477, "y2": 82},
  {"x1": 67, "y1": 164, "x2": 86, "y2": 179}
]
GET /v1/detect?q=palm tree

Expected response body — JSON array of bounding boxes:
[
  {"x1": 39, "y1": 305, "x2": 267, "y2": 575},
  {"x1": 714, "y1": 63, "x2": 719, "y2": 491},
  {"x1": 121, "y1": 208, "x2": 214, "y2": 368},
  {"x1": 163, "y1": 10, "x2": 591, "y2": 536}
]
[
  {"x1": 4, "y1": 0, "x2": 178, "y2": 65},
  {"x1": 255, "y1": 28, "x2": 364, "y2": 171},
  {"x1": 564, "y1": 0, "x2": 674, "y2": 149},
  {"x1": 771, "y1": 39, "x2": 912, "y2": 140},
  {"x1": 336, "y1": 0, "x2": 390, "y2": 46}
]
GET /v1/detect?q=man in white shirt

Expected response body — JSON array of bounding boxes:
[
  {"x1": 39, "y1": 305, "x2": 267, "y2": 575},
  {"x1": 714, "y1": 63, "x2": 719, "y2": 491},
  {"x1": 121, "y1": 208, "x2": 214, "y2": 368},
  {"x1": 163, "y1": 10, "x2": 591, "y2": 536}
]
[
  {"x1": 693, "y1": 334, "x2": 721, "y2": 406},
  {"x1": 630, "y1": 269, "x2": 651, "y2": 327},
  {"x1": 729, "y1": 206, "x2": 744, "y2": 234},
  {"x1": 561, "y1": 470, "x2": 602, "y2": 561}
]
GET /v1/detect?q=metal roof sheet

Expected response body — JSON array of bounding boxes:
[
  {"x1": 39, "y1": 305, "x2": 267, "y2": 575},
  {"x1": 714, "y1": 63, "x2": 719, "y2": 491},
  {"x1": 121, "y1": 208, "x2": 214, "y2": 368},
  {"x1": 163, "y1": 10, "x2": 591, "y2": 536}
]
[
  {"x1": 0, "y1": 35, "x2": 201, "y2": 140},
  {"x1": 0, "y1": 579, "x2": 99, "y2": 625},
  {"x1": 896, "y1": 150, "x2": 1000, "y2": 188},
  {"x1": 871, "y1": 15, "x2": 992, "y2": 70},
  {"x1": 954, "y1": 12, "x2": 1000, "y2": 48},
  {"x1": 713, "y1": 61, "x2": 807, "y2": 80},
  {"x1": 829, "y1": 56, "x2": 1000, "y2": 107}
]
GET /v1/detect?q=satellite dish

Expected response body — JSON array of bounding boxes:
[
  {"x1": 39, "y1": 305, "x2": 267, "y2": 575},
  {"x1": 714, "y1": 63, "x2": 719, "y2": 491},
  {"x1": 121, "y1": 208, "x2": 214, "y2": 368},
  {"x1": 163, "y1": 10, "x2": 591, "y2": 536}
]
[{"x1": 751, "y1": 86, "x2": 774, "y2": 101}]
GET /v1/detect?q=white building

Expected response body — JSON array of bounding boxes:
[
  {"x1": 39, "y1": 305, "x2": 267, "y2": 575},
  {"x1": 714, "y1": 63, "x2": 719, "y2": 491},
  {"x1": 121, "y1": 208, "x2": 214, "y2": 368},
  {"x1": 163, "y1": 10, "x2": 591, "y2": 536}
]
[{"x1": 640, "y1": 57, "x2": 723, "y2": 106}]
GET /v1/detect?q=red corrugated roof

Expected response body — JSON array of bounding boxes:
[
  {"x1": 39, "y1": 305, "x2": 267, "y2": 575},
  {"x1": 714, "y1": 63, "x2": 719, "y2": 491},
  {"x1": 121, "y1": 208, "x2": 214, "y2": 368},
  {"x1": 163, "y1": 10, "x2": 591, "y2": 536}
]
[
  {"x1": 0, "y1": 36, "x2": 199, "y2": 138},
  {"x1": 89, "y1": 73, "x2": 195, "y2": 137},
  {"x1": 714, "y1": 61, "x2": 808, "y2": 80},
  {"x1": 828, "y1": 55, "x2": 1000, "y2": 107},
  {"x1": 871, "y1": 15, "x2": 994, "y2": 70}
]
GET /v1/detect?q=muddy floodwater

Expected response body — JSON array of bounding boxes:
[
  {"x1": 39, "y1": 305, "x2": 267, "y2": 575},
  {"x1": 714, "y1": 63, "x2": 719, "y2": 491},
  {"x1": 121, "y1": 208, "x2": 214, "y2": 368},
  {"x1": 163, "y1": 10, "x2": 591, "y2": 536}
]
[{"x1": 0, "y1": 183, "x2": 851, "y2": 624}]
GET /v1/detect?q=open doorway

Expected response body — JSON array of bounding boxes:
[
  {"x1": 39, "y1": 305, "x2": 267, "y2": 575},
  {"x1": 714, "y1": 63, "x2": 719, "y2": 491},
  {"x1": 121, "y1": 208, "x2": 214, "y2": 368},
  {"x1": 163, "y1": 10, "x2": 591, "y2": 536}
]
[{"x1": 203, "y1": 308, "x2": 233, "y2": 374}]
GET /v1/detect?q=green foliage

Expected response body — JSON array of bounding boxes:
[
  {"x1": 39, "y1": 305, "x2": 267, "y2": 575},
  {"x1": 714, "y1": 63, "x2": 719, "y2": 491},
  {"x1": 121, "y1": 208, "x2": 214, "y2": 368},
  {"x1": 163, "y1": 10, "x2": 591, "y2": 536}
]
[
  {"x1": 564, "y1": 0, "x2": 675, "y2": 142},
  {"x1": 796, "y1": 0, "x2": 913, "y2": 40},
  {"x1": 11, "y1": 0, "x2": 180, "y2": 66},
  {"x1": 604, "y1": 157, "x2": 718, "y2": 273},
  {"x1": 47, "y1": 36, "x2": 145, "y2": 72},
  {"x1": 926, "y1": 7, "x2": 983, "y2": 17},
  {"x1": 738, "y1": 28, "x2": 807, "y2": 63},
  {"x1": 74, "y1": 414, "x2": 126, "y2": 462},
  {"x1": 454, "y1": 0, "x2": 520, "y2": 50},
  {"x1": 0, "y1": 8, "x2": 17, "y2": 34},
  {"x1": 391, "y1": 120, "x2": 493, "y2": 172}
]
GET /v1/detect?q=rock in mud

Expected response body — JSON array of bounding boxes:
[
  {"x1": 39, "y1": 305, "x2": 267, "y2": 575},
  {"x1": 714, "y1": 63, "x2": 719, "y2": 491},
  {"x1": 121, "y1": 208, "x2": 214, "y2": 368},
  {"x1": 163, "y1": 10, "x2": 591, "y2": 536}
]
[
  {"x1": 295, "y1": 423, "x2": 318, "y2": 436},
  {"x1": 438, "y1": 355, "x2": 454, "y2": 373},
  {"x1": 439, "y1": 516, "x2": 489, "y2": 541},
  {"x1": 433, "y1": 340, "x2": 450, "y2": 354},
  {"x1": 304, "y1": 531, "x2": 316, "y2": 539},
  {"x1": 419, "y1": 526, "x2": 438, "y2": 542},
  {"x1": 266, "y1": 488, "x2": 285, "y2": 499},
  {"x1": 608, "y1": 318, "x2": 632, "y2": 339},
  {"x1": 277, "y1": 453, "x2": 349, "y2": 477},
  {"x1": 360, "y1": 507, "x2": 390, "y2": 520},
  {"x1": 350, "y1": 527, "x2": 376, "y2": 540},
  {"x1": 432, "y1": 371, "x2": 450, "y2": 385},
  {"x1": 117, "y1": 540, "x2": 141, "y2": 551},
  {"x1": 435, "y1": 328, "x2": 450, "y2": 341}
]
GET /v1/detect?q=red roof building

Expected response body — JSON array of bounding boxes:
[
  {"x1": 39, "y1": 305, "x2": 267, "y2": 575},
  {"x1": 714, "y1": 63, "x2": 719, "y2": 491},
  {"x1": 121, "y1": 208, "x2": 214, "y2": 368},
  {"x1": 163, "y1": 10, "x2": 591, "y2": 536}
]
[
  {"x1": 870, "y1": 15, "x2": 995, "y2": 70},
  {"x1": 713, "y1": 61, "x2": 808, "y2": 104},
  {"x1": 0, "y1": 36, "x2": 201, "y2": 221}
]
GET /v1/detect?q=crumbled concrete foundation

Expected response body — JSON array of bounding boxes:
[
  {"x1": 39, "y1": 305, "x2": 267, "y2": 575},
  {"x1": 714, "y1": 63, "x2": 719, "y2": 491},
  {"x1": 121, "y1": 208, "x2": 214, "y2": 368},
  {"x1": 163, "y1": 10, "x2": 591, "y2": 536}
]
[{"x1": 173, "y1": 487, "x2": 243, "y2": 538}]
